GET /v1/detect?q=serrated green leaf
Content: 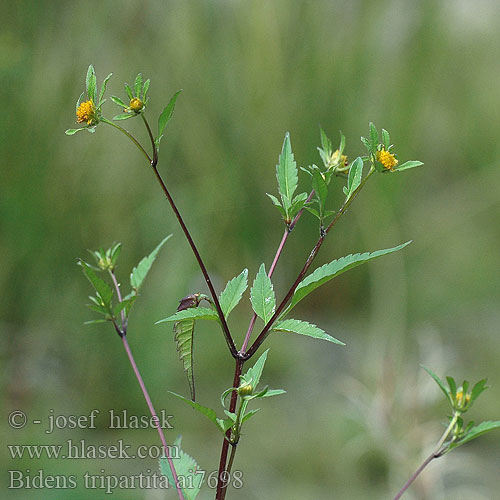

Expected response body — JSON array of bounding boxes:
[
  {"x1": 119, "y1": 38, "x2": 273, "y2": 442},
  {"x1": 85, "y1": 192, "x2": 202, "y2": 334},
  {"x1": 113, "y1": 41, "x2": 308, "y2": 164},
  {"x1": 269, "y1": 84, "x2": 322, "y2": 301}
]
[
  {"x1": 78, "y1": 260, "x2": 113, "y2": 308},
  {"x1": 156, "y1": 90, "x2": 182, "y2": 146},
  {"x1": 134, "y1": 73, "x2": 143, "y2": 97},
  {"x1": 160, "y1": 436, "x2": 202, "y2": 500},
  {"x1": 250, "y1": 264, "x2": 276, "y2": 324},
  {"x1": 244, "y1": 349, "x2": 269, "y2": 388},
  {"x1": 276, "y1": 132, "x2": 298, "y2": 205},
  {"x1": 99, "y1": 73, "x2": 112, "y2": 106},
  {"x1": 312, "y1": 169, "x2": 328, "y2": 212},
  {"x1": 421, "y1": 365, "x2": 452, "y2": 405},
  {"x1": 272, "y1": 319, "x2": 344, "y2": 345},
  {"x1": 174, "y1": 319, "x2": 196, "y2": 401},
  {"x1": 219, "y1": 269, "x2": 248, "y2": 317},
  {"x1": 130, "y1": 235, "x2": 172, "y2": 291},
  {"x1": 393, "y1": 160, "x2": 424, "y2": 171},
  {"x1": 156, "y1": 307, "x2": 219, "y2": 324},
  {"x1": 448, "y1": 421, "x2": 500, "y2": 451},
  {"x1": 65, "y1": 128, "x2": 86, "y2": 135},
  {"x1": 113, "y1": 113, "x2": 134, "y2": 121},
  {"x1": 110, "y1": 95, "x2": 127, "y2": 108},
  {"x1": 284, "y1": 241, "x2": 412, "y2": 314},
  {"x1": 86, "y1": 65, "x2": 97, "y2": 103}
]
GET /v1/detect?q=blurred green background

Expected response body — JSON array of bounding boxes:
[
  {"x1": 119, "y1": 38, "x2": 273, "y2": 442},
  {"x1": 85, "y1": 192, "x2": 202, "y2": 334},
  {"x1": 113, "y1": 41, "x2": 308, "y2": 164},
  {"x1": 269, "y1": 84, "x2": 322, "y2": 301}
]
[{"x1": 2, "y1": 1, "x2": 500, "y2": 499}]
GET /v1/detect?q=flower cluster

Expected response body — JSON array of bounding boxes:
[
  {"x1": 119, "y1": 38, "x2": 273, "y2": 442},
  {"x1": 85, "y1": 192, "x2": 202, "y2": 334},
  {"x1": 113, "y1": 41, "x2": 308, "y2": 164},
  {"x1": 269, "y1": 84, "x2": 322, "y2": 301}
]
[
  {"x1": 376, "y1": 148, "x2": 398, "y2": 171},
  {"x1": 76, "y1": 99, "x2": 97, "y2": 125}
]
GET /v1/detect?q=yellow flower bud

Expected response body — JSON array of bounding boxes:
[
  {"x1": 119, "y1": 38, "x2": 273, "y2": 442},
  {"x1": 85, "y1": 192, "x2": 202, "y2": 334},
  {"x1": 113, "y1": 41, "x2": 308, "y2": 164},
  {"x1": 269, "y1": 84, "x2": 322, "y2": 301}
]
[
  {"x1": 238, "y1": 382, "x2": 253, "y2": 397},
  {"x1": 129, "y1": 97, "x2": 144, "y2": 112}
]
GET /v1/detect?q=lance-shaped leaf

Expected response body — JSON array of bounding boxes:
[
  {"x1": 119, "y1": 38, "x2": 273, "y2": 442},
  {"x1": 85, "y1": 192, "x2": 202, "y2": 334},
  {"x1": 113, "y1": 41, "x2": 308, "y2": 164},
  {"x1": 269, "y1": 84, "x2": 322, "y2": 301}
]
[
  {"x1": 130, "y1": 235, "x2": 172, "y2": 291},
  {"x1": 160, "y1": 436, "x2": 202, "y2": 500},
  {"x1": 156, "y1": 307, "x2": 219, "y2": 324},
  {"x1": 369, "y1": 122, "x2": 379, "y2": 152},
  {"x1": 156, "y1": 90, "x2": 182, "y2": 148},
  {"x1": 219, "y1": 269, "x2": 248, "y2": 317},
  {"x1": 421, "y1": 365, "x2": 453, "y2": 405},
  {"x1": 174, "y1": 319, "x2": 196, "y2": 401},
  {"x1": 78, "y1": 260, "x2": 113, "y2": 309},
  {"x1": 169, "y1": 391, "x2": 228, "y2": 434},
  {"x1": 447, "y1": 421, "x2": 500, "y2": 452},
  {"x1": 271, "y1": 318, "x2": 345, "y2": 345},
  {"x1": 110, "y1": 95, "x2": 127, "y2": 107},
  {"x1": 112, "y1": 112, "x2": 134, "y2": 121},
  {"x1": 134, "y1": 73, "x2": 143, "y2": 97},
  {"x1": 312, "y1": 168, "x2": 328, "y2": 214},
  {"x1": 86, "y1": 64, "x2": 97, "y2": 103},
  {"x1": 98, "y1": 73, "x2": 113, "y2": 107},
  {"x1": 283, "y1": 241, "x2": 412, "y2": 315},
  {"x1": 393, "y1": 160, "x2": 424, "y2": 172},
  {"x1": 250, "y1": 264, "x2": 276, "y2": 324},
  {"x1": 343, "y1": 156, "x2": 363, "y2": 200},
  {"x1": 243, "y1": 349, "x2": 269, "y2": 388},
  {"x1": 381, "y1": 128, "x2": 391, "y2": 149},
  {"x1": 276, "y1": 132, "x2": 298, "y2": 209},
  {"x1": 65, "y1": 128, "x2": 87, "y2": 135},
  {"x1": 470, "y1": 379, "x2": 488, "y2": 404}
]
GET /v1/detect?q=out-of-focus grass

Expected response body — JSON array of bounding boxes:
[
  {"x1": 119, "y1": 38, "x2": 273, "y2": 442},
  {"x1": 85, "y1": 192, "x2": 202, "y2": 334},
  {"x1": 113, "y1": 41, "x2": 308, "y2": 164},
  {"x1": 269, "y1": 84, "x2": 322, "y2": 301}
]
[{"x1": 2, "y1": 1, "x2": 499, "y2": 498}]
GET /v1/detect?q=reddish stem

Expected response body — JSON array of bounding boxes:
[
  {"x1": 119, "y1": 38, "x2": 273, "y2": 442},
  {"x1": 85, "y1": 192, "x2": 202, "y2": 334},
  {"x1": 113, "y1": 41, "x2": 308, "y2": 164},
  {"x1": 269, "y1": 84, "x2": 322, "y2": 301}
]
[
  {"x1": 240, "y1": 191, "x2": 314, "y2": 352},
  {"x1": 121, "y1": 336, "x2": 185, "y2": 500}
]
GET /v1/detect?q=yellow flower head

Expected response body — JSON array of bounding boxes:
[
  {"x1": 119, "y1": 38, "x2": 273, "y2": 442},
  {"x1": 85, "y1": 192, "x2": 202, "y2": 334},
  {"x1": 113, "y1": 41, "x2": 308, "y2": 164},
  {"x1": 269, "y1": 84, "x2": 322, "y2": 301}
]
[
  {"x1": 76, "y1": 99, "x2": 97, "y2": 125},
  {"x1": 377, "y1": 148, "x2": 398, "y2": 171},
  {"x1": 129, "y1": 97, "x2": 144, "y2": 112}
]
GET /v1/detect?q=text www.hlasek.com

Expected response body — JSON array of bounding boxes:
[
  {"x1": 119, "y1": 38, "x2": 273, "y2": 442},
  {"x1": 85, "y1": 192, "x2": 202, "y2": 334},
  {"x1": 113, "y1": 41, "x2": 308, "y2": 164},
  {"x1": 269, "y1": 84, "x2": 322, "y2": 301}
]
[{"x1": 8, "y1": 439, "x2": 175, "y2": 460}]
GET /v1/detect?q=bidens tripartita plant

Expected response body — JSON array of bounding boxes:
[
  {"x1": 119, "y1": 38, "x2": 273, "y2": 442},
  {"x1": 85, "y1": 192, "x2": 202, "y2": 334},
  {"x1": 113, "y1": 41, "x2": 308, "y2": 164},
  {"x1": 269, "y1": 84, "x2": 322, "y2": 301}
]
[{"x1": 67, "y1": 65, "x2": 499, "y2": 500}]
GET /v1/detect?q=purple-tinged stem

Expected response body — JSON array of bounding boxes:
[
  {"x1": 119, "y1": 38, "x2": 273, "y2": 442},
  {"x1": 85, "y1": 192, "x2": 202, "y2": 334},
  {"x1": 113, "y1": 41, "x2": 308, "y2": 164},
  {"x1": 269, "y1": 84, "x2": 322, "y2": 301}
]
[
  {"x1": 109, "y1": 271, "x2": 127, "y2": 332},
  {"x1": 392, "y1": 453, "x2": 436, "y2": 500},
  {"x1": 109, "y1": 271, "x2": 184, "y2": 500},
  {"x1": 121, "y1": 336, "x2": 185, "y2": 500},
  {"x1": 392, "y1": 411, "x2": 458, "y2": 500},
  {"x1": 240, "y1": 191, "x2": 314, "y2": 352},
  {"x1": 139, "y1": 114, "x2": 238, "y2": 359}
]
